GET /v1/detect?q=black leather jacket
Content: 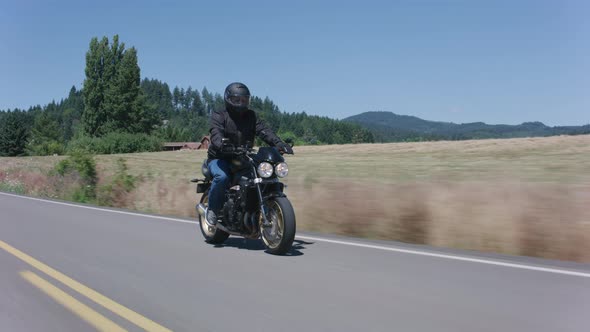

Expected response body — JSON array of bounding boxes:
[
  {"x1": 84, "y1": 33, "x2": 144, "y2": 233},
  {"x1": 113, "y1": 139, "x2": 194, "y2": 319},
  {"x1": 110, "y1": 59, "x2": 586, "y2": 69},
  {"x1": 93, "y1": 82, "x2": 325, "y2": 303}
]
[{"x1": 207, "y1": 108, "x2": 282, "y2": 160}]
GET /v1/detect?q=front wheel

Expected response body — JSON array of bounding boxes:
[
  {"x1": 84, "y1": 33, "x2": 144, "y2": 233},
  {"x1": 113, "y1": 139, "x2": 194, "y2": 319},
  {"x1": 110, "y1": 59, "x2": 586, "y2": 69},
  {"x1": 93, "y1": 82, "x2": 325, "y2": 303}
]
[{"x1": 260, "y1": 197, "x2": 296, "y2": 255}]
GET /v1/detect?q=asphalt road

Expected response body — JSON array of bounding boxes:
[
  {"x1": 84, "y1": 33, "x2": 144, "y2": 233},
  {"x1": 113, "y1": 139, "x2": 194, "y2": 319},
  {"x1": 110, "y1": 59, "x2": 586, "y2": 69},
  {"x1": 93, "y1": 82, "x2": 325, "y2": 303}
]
[{"x1": 1, "y1": 192, "x2": 589, "y2": 332}]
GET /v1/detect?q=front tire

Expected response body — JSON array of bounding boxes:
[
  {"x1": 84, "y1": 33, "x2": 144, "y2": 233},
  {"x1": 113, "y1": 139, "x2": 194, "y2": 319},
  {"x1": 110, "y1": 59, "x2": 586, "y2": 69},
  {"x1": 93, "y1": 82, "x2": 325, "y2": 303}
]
[
  {"x1": 198, "y1": 192, "x2": 230, "y2": 244},
  {"x1": 261, "y1": 197, "x2": 296, "y2": 255}
]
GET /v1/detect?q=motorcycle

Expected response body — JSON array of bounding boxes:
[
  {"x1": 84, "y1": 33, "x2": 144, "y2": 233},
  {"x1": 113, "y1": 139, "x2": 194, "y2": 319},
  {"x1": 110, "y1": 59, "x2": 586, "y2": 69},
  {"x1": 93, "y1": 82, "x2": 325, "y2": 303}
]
[{"x1": 193, "y1": 139, "x2": 296, "y2": 255}]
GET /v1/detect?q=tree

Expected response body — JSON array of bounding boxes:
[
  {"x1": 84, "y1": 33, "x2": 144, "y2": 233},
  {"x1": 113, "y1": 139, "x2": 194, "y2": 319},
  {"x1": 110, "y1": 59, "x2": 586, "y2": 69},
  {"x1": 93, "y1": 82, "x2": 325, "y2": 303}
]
[
  {"x1": 57, "y1": 86, "x2": 85, "y2": 141},
  {"x1": 213, "y1": 93, "x2": 224, "y2": 113},
  {"x1": 82, "y1": 36, "x2": 111, "y2": 136},
  {"x1": 202, "y1": 87, "x2": 213, "y2": 115},
  {"x1": 172, "y1": 86, "x2": 181, "y2": 111},
  {"x1": 141, "y1": 78, "x2": 173, "y2": 119},
  {"x1": 26, "y1": 111, "x2": 64, "y2": 155},
  {"x1": 190, "y1": 89, "x2": 205, "y2": 116},
  {"x1": 107, "y1": 46, "x2": 158, "y2": 133},
  {"x1": 0, "y1": 111, "x2": 32, "y2": 156},
  {"x1": 182, "y1": 87, "x2": 192, "y2": 110},
  {"x1": 179, "y1": 87, "x2": 186, "y2": 111},
  {"x1": 82, "y1": 35, "x2": 158, "y2": 136}
]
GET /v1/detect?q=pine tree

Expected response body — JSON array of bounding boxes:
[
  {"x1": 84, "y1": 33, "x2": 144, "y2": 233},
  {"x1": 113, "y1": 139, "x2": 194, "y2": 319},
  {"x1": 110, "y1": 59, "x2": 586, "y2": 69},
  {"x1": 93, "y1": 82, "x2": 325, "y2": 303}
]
[
  {"x1": 173, "y1": 86, "x2": 181, "y2": 111},
  {"x1": 183, "y1": 87, "x2": 192, "y2": 110},
  {"x1": 0, "y1": 111, "x2": 32, "y2": 156},
  {"x1": 190, "y1": 89, "x2": 205, "y2": 116},
  {"x1": 213, "y1": 93, "x2": 224, "y2": 112},
  {"x1": 26, "y1": 111, "x2": 64, "y2": 155},
  {"x1": 202, "y1": 87, "x2": 213, "y2": 115},
  {"x1": 141, "y1": 79, "x2": 173, "y2": 119}
]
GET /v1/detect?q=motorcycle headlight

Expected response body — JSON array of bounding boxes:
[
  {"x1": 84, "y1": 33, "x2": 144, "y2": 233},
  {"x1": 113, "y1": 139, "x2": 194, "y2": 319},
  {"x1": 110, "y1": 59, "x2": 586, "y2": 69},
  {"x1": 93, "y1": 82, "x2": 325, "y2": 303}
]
[
  {"x1": 257, "y1": 162, "x2": 273, "y2": 178},
  {"x1": 275, "y1": 162, "x2": 289, "y2": 178}
]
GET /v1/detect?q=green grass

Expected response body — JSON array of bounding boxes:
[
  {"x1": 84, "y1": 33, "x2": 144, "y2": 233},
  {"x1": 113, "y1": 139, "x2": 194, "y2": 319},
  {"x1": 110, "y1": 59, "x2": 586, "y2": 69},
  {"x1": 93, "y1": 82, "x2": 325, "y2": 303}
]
[{"x1": 0, "y1": 181, "x2": 25, "y2": 194}]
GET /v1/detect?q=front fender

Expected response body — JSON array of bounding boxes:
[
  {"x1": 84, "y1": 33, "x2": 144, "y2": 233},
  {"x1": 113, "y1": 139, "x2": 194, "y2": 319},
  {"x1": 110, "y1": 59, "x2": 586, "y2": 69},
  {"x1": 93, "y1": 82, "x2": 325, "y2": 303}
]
[{"x1": 262, "y1": 182, "x2": 286, "y2": 198}]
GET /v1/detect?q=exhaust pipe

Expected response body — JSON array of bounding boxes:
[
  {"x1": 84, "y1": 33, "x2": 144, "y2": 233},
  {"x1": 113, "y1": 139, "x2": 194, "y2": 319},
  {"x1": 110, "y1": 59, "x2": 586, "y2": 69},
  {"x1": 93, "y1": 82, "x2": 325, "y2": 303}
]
[
  {"x1": 214, "y1": 222, "x2": 236, "y2": 235},
  {"x1": 196, "y1": 203, "x2": 207, "y2": 219},
  {"x1": 196, "y1": 203, "x2": 245, "y2": 237}
]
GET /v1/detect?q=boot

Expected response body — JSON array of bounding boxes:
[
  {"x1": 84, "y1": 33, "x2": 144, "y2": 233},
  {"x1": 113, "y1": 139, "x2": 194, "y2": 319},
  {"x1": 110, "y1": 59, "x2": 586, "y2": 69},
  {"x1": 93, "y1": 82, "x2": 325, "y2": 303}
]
[{"x1": 206, "y1": 209, "x2": 218, "y2": 227}]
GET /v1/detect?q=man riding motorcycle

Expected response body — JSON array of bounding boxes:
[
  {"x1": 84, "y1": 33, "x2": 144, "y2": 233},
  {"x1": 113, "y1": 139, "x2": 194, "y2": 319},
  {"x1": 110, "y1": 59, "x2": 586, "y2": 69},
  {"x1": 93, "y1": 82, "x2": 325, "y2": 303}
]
[{"x1": 205, "y1": 82, "x2": 293, "y2": 227}]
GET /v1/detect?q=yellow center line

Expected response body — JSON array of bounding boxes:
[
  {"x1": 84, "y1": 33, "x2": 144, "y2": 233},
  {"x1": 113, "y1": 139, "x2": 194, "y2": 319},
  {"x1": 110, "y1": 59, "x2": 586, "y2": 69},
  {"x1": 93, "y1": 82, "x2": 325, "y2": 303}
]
[
  {"x1": 0, "y1": 240, "x2": 172, "y2": 332},
  {"x1": 20, "y1": 271, "x2": 127, "y2": 332}
]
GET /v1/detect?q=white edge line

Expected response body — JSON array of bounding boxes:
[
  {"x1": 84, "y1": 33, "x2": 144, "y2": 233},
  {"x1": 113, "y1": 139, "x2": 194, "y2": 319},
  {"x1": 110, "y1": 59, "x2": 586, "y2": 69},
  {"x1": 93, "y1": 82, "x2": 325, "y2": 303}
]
[
  {"x1": 295, "y1": 235, "x2": 590, "y2": 278},
  {"x1": 0, "y1": 192, "x2": 198, "y2": 225},
  {"x1": 2, "y1": 191, "x2": 590, "y2": 278}
]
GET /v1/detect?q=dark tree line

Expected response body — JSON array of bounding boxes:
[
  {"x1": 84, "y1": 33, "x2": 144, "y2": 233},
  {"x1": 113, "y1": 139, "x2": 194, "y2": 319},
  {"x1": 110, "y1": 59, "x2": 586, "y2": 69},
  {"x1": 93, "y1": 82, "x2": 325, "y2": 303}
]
[
  {"x1": 0, "y1": 87, "x2": 84, "y2": 156},
  {"x1": 141, "y1": 79, "x2": 374, "y2": 145},
  {"x1": 0, "y1": 35, "x2": 373, "y2": 156}
]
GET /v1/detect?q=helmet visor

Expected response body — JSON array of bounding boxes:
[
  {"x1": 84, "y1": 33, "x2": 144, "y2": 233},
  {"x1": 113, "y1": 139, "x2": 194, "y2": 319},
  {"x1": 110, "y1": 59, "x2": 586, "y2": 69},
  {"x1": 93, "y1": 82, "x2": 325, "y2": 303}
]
[{"x1": 228, "y1": 94, "x2": 250, "y2": 108}]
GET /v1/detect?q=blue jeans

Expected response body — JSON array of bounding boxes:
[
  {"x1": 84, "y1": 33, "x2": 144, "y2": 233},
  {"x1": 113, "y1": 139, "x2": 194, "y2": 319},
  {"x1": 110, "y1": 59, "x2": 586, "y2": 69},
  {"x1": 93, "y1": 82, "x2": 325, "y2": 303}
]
[{"x1": 207, "y1": 159, "x2": 232, "y2": 212}]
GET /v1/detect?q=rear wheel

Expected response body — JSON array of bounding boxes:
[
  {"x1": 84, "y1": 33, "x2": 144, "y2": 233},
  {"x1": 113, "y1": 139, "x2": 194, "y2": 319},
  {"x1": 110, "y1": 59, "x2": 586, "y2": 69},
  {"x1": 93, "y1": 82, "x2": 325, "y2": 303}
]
[
  {"x1": 199, "y1": 192, "x2": 229, "y2": 244},
  {"x1": 260, "y1": 197, "x2": 296, "y2": 255}
]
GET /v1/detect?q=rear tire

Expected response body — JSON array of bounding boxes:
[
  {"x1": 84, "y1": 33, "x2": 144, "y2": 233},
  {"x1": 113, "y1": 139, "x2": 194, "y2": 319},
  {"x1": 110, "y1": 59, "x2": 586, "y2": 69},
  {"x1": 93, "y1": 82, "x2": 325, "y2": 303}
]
[
  {"x1": 261, "y1": 197, "x2": 296, "y2": 255},
  {"x1": 198, "y1": 192, "x2": 229, "y2": 244}
]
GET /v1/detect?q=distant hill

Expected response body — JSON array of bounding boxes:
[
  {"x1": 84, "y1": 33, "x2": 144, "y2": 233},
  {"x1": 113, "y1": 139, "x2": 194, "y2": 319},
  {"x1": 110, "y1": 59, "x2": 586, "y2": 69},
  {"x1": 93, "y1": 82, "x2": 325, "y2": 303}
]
[{"x1": 344, "y1": 111, "x2": 590, "y2": 142}]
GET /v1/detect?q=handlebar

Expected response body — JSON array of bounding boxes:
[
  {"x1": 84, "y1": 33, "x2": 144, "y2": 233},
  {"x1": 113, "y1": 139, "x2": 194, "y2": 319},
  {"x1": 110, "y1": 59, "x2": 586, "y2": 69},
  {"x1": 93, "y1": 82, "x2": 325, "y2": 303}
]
[
  {"x1": 221, "y1": 138, "x2": 294, "y2": 156},
  {"x1": 221, "y1": 143, "x2": 254, "y2": 157}
]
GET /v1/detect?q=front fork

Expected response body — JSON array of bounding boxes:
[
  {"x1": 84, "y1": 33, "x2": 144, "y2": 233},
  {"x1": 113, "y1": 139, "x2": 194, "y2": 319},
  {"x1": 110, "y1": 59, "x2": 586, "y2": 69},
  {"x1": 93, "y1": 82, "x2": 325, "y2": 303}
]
[{"x1": 251, "y1": 165, "x2": 272, "y2": 228}]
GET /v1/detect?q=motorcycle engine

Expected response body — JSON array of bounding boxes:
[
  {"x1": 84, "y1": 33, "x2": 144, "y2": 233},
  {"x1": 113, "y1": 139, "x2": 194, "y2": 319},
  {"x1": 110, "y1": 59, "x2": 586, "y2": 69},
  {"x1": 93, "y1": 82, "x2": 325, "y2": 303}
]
[{"x1": 223, "y1": 186, "x2": 243, "y2": 230}]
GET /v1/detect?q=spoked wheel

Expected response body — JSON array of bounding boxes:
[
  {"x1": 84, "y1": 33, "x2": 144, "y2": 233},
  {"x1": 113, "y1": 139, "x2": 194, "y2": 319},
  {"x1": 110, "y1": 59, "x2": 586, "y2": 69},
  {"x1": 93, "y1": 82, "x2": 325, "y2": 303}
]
[
  {"x1": 199, "y1": 192, "x2": 229, "y2": 244},
  {"x1": 260, "y1": 197, "x2": 296, "y2": 255}
]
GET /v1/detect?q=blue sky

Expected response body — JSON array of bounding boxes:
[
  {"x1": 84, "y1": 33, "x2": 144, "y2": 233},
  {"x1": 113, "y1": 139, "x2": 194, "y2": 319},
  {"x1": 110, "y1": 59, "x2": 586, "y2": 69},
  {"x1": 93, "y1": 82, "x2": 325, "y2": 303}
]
[{"x1": 1, "y1": 0, "x2": 588, "y2": 125}]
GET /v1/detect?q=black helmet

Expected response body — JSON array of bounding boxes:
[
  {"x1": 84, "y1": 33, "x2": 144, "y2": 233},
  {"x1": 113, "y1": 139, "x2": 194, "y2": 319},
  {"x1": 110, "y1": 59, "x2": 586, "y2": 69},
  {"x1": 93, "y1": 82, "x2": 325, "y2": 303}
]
[{"x1": 224, "y1": 82, "x2": 251, "y2": 113}]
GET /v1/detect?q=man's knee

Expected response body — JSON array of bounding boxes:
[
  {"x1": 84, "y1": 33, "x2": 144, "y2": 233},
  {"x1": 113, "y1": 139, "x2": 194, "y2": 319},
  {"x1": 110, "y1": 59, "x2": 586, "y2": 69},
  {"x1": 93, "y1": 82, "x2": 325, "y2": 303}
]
[{"x1": 213, "y1": 171, "x2": 229, "y2": 185}]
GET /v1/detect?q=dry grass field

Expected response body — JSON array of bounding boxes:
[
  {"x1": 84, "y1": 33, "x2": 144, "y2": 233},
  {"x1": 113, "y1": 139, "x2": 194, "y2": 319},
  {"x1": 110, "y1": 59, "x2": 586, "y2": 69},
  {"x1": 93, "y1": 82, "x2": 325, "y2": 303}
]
[{"x1": 2, "y1": 134, "x2": 589, "y2": 261}]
